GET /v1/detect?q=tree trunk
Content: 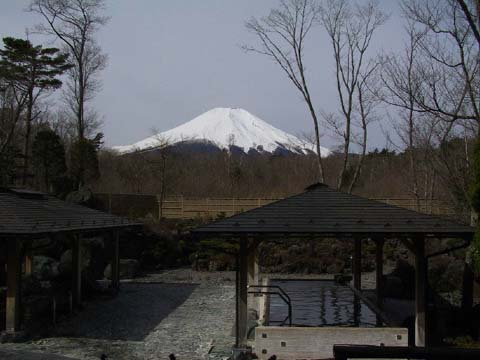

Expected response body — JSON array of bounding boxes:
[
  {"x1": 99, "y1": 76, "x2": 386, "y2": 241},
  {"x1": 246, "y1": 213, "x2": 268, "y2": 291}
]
[
  {"x1": 307, "y1": 102, "x2": 325, "y2": 183},
  {"x1": 337, "y1": 116, "x2": 351, "y2": 190},
  {"x1": 348, "y1": 123, "x2": 367, "y2": 193},
  {"x1": 77, "y1": 63, "x2": 85, "y2": 188},
  {"x1": 22, "y1": 89, "x2": 34, "y2": 186}
]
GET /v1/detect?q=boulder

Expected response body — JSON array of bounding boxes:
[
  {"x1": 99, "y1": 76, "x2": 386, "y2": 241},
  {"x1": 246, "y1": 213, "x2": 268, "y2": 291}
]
[
  {"x1": 32, "y1": 256, "x2": 59, "y2": 280},
  {"x1": 58, "y1": 247, "x2": 90, "y2": 275},
  {"x1": 104, "y1": 259, "x2": 139, "y2": 279},
  {"x1": 65, "y1": 187, "x2": 93, "y2": 205}
]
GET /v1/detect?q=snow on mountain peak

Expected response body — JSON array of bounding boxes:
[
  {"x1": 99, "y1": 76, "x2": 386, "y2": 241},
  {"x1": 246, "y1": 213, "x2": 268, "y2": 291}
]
[{"x1": 112, "y1": 107, "x2": 331, "y2": 156}]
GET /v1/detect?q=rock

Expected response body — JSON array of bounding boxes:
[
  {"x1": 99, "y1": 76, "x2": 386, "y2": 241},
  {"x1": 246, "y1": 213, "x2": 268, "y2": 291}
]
[
  {"x1": 58, "y1": 247, "x2": 90, "y2": 275},
  {"x1": 104, "y1": 259, "x2": 140, "y2": 279},
  {"x1": 65, "y1": 187, "x2": 93, "y2": 205},
  {"x1": 32, "y1": 255, "x2": 59, "y2": 280}
]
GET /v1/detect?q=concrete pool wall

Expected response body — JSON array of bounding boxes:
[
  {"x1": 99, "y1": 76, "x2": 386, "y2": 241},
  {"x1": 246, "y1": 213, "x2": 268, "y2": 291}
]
[
  {"x1": 254, "y1": 326, "x2": 408, "y2": 360},
  {"x1": 252, "y1": 278, "x2": 408, "y2": 359}
]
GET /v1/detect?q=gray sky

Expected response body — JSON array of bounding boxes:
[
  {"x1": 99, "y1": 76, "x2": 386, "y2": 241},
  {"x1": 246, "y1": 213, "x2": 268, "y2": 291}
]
[{"x1": 0, "y1": 0, "x2": 405, "y2": 150}]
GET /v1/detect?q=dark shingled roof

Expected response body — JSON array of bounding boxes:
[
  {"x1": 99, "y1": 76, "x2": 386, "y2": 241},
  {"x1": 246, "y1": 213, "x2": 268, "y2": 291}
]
[
  {"x1": 0, "y1": 188, "x2": 140, "y2": 236},
  {"x1": 193, "y1": 183, "x2": 474, "y2": 239}
]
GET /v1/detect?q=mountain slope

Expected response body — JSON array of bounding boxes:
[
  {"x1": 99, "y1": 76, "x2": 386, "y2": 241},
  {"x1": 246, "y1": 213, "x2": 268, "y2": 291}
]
[{"x1": 113, "y1": 107, "x2": 331, "y2": 156}]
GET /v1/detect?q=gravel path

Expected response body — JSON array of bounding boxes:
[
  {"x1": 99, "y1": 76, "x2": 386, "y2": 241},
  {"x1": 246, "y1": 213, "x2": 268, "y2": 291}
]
[
  {"x1": 0, "y1": 270, "x2": 381, "y2": 359},
  {"x1": 0, "y1": 269, "x2": 236, "y2": 360}
]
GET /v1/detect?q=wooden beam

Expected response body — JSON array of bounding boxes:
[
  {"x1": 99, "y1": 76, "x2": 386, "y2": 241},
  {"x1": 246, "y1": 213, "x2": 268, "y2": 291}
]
[
  {"x1": 238, "y1": 236, "x2": 248, "y2": 346},
  {"x1": 461, "y1": 263, "x2": 474, "y2": 310},
  {"x1": 6, "y1": 238, "x2": 21, "y2": 332},
  {"x1": 375, "y1": 238, "x2": 385, "y2": 308},
  {"x1": 71, "y1": 235, "x2": 82, "y2": 307},
  {"x1": 111, "y1": 231, "x2": 120, "y2": 291},
  {"x1": 414, "y1": 237, "x2": 427, "y2": 347},
  {"x1": 353, "y1": 238, "x2": 362, "y2": 290}
]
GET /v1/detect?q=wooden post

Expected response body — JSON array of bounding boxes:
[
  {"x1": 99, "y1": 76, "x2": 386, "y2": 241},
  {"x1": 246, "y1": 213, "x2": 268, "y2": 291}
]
[
  {"x1": 111, "y1": 231, "x2": 120, "y2": 291},
  {"x1": 353, "y1": 237, "x2": 362, "y2": 290},
  {"x1": 6, "y1": 238, "x2": 22, "y2": 332},
  {"x1": 462, "y1": 263, "x2": 474, "y2": 310},
  {"x1": 0, "y1": 263, "x2": 5, "y2": 287},
  {"x1": 247, "y1": 242, "x2": 259, "y2": 286},
  {"x1": 414, "y1": 237, "x2": 427, "y2": 347},
  {"x1": 24, "y1": 254, "x2": 32, "y2": 276},
  {"x1": 238, "y1": 236, "x2": 248, "y2": 347},
  {"x1": 72, "y1": 235, "x2": 82, "y2": 307},
  {"x1": 375, "y1": 238, "x2": 385, "y2": 307}
]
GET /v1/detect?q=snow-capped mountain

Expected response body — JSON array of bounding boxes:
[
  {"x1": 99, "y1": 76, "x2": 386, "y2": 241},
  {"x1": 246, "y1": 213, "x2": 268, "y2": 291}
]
[{"x1": 113, "y1": 107, "x2": 331, "y2": 156}]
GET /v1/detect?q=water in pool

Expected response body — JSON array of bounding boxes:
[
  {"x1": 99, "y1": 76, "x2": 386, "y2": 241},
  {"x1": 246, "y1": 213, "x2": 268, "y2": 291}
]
[{"x1": 269, "y1": 280, "x2": 380, "y2": 327}]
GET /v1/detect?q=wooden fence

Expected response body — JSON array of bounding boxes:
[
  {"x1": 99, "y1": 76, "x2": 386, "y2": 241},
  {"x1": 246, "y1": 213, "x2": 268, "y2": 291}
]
[{"x1": 93, "y1": 193, "x2": 466, "y2": 221}]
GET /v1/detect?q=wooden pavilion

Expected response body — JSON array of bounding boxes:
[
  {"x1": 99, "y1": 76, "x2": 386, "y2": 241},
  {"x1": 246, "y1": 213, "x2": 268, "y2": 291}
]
[
  {"x1": 0, "y1": 188, "x2": 140, "y2": 333},
  {"x1": 192, "y1": 183, "x2": 475, "y2": 349}
]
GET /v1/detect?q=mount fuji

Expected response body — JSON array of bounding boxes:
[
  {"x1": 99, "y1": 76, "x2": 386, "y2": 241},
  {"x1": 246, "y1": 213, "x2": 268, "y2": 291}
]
[{"x1": 112, "y1": 107, "x2": 331, "y2": 156}]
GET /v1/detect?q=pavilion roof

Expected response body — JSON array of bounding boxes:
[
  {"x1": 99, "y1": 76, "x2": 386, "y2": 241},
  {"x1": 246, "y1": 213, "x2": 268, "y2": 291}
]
[
  {"x1": 192, "y1": 183, "x2": 474, "y2": 239},
  {"x1": 0, "y1": 188, "x2": 140, "y2": 236}
]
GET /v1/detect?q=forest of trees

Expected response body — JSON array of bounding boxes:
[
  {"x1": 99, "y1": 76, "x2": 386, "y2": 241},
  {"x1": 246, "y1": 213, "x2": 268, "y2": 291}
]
[{"x1": 0, "y1": 0, "x2": 108, "y2": 195}]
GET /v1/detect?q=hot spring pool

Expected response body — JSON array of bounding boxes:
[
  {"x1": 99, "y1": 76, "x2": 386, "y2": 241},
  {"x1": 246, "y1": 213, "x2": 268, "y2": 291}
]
[{"x1": 269, "y1": 279, "x2": 380, "y2": 327}]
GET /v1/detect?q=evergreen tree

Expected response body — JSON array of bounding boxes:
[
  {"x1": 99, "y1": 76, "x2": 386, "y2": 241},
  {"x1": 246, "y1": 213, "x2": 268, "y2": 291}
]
[
  {"x1": 70, "y1": 133, "x2": 103, "y2": 188},
  {"x1": 0, "y1": 37, "x2": 71, "y2": 185},
  {"x1": 31, "y1": 129, "x2": 66, "y2": 193}
]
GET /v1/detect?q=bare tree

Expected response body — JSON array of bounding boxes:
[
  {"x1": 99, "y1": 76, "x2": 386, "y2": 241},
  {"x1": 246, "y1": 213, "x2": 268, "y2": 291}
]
[
  {"x1": 400, "y1": 0, "x2": 479, "y2": 128},
  {"x1": 347, "y1": 62, "x2": 380, "y2": 193},
  {"x1": 243, "y1": 0, "x2": 326, "y2": 182},
  {"x1": 379, "y1": 21, "x2": 426, "y2": 206},
  {"x1": 148, "y1": 132, "x2": 171, "y2": 218},
  {"x1": 28, "y1": 0, "x2": 109, "y2": 142},
  {"x1": 29, "y1": 0, "x2": 108, "y2": 187},
  {"x1": 378, "y1": 0, "x2": 480, "y2": 219},
  {"x1": 320, "y1": 0, "x2": 387, "y2": 191},
  {"x1": 63, "y1": 41, "x2": 107, "y2": 137},
  {"x1": 456, "y1": 0, "x2": 480, "y2": 47}
]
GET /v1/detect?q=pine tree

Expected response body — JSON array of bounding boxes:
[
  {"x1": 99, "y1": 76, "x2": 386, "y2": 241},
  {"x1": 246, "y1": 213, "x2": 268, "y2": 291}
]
[
  {"x1": 69, "y1": 133, "x2": 103, "y2": 188},
  {"x1": 0, "y1": 37, "x2": 71, "y2": 185},
  {"x1": 31, "y1": 129, "x2": 66, "y2": 193}
]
